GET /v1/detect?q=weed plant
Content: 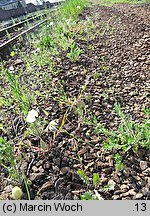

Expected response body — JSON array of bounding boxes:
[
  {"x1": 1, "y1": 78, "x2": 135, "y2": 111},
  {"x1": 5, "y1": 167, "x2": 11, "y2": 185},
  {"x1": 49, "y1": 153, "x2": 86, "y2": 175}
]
[
  {"x1": 0, "y1": 137, "x2": 19, "y2": 181},
  {"x1": 6, "y1": 70, "x2": 30, "y2": 115},
  {"x1": 67, "y1": 43, "x2": 83, "y2": 62},
  {"x1": 81, "y1": 102, "x2": 150, "y2": 152}
]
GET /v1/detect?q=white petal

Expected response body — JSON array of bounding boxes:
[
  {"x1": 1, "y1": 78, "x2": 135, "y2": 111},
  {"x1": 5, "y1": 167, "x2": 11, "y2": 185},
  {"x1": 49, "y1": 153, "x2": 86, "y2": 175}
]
[
  {"x1": 26, "y1": 109, "x2": 38, "y2": 123},
  {"x1": 46, "y1": 120, "x2": 58, "y2": 132},
  {"x1": 29, "y1": 109, "x2": 38, "y2": 117}
]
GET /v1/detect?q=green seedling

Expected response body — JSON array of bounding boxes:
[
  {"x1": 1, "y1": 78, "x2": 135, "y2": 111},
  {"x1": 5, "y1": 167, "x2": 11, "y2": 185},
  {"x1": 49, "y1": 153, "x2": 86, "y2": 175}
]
[
  {"x1": 77, "y1": 169, "x2": 89, "y2": 185},
  {"x1": 6, "y1": 70, "x2": 30, "y2": 115},
  {"x1": 93, "y1": 173, "x2": 100, "y2": 189},
  {"x1": 114, "y1": 153, "x2": 124, "y2": 172},
  {"x1": 0, "y1": 137, "x2": 19, "y2": 181},
  {"x1": 67, "y1": 43, "x2": 83, "y2": 62}
]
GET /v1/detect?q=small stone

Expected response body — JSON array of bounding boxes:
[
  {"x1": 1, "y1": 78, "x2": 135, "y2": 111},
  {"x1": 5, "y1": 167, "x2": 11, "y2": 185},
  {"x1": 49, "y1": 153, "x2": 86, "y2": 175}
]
[
  {"x1": 142, "y1": 168, "x2": 150, "y2": 176},
  {"x1": 60, "y1": 167, "x2": 71, "y2": 175},
  {"x1": 36, "y1": 160, "x2": 44, "y2": 167},
  {"x1": 145, "y1": 177, "x2": 150, "y2": 185},
  {"x1": 133, "y1": 193, "x2": 143, "y2": 200},
  {"x1": 30, "y1": 173, "x2": 46, "y2": 182},
  {"x1": 138, "y1": 56, "x2": 146, "y2": 61},
  {"x1": 95, "y1": 111, "x2": 101, "y2": 116},
  {"x1": 143, "y1": 34, "x2": 149, "y2": 39},
  {"x1": 122, "y1": 197, "x2": 131, "y2": 200},
  {"x1": 32, "y1": 166, "x2": 39, "y2": 173},
  {"x1": 85, "y1": 162, "x2": 95, "y2": 170},
  {"x1": 140, "y1": 161, "x2": 148, "y2": 171},
  {"x1": 112, "y1": 172, "x2": 120, "y2": 183},
  {"x1": 78, "y1": 147, "x2": 89, "y2": 156},
  {"x1": 129, "y1": 189, "x2": 136, "y2": 196},
  {"x1": 141, "y1": 187, "x2": 149, "y2": 196},
  {"x1": 123, "y1": 169, "x2": 130, "y2": 178},
  {"x1": 133, "y1": 43, "x2": 141, "y2": 48},
  {"x1": 101, "y1": 177, "x2": 108, "y2": 184},
  {"x1": 13, "y1": 58, "x2": 23, "y2": 66},
  {"x1": 108, "y1": 179, "x2": 116, "y2": 191},
  {"x1": 112, "y1": 195, "x2": 120, "y2": 200},
  {"x1": 114, "y1": 190, "x2": 121, "y2": 195},
  {"x1": 130, "y1": 171, "x2": 137, "y2": 176},
  {"x1": 128, "y1": 183, "x2": 137, "y2": 190},
  {"x1": 122, "y1": 191, "x2": 130, "y2": 197},
  {"x1": 97, "y1": 161, "x2": 107, "y2": 168},
  {"x1": 39, "y1": 166, "x2": 44, "y2": 173},
  {"x1": 85, "y1": 153, "x2": 96, "y2": 160},
  {"x1": 4, "y1": 185, "x2": 12, "y2": 193},
  {"x1": 120, "y1": 184, "x2": 129, "y2": 193},
  {"x1": 103, "y1": 167, "x2": 112, "y2": 174},
  {"x1": 44, "y1": 162, "x2": 52, "y2": 169},
  {"x1": 90, "y1": 135, "x2": 99, "y2": 144},
  {"x1": 106, "y1": 155, "x2": 114, "y2": 167},
  {"x1": 38, "y1": 181, "x2": 54, "y2": 194}
]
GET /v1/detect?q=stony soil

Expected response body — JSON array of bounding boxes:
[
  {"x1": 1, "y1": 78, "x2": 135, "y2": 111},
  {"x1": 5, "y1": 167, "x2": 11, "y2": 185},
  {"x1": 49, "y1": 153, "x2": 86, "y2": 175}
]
[{"x1": 0, "y1": 3, "x2": 150, "y2": 200}]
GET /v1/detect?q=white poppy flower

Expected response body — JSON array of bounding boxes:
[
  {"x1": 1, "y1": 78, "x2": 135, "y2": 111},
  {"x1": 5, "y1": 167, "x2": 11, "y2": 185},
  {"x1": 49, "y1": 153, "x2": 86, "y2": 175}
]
[
  {"x1": 77, "y1": 5, "x2": 81, "y2": 9},
  {"x1": 46, "y1": 119, "x2": 58, "y2": 132},
  {"x1": 26, "y1": 109, "x2": 38, "y2": 123},
  {"x1": 50, "y1": 21, "x2": 53, "y2": 26}
]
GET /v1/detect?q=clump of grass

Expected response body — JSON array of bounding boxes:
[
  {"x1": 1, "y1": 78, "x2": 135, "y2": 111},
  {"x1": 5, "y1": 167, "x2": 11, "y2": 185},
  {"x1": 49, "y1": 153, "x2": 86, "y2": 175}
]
[
  {"x1": 67, "y1": 42, "x2": 83, "y2": 62},
  {"x1": 5, "y1": 69, "x2": 30, "y2": 115},
  {"x1": 88, "y1": 103, "x2": 150, "y2": 152},
  {"x1": 0, "y1": 137, "x2": 19, "y2": 181},
  {"x1": 38, "y1": 0, "x2": 87, "y2": 54},
  {"x1": 60, "y1": 0, "x2": 88, "y2": 19}
]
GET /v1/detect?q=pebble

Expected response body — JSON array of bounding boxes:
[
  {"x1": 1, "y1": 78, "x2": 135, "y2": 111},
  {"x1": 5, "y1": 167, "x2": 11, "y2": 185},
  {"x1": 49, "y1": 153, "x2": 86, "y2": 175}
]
[
  {"x1": 60, "y1": 167, "x2": 71, "y2": 175},
  {"x1": 108, "y1": 180, "x2": 116, "y2": 191},
  {"x1": 38, "y1": 181, "x2": 54, "y2": 194},
  {"x1": 112, "y1": 172, "x2": 120, "y2": 183},
  {"x1": 120, "y1": 184, "x2": 129, "y2": 193},
  {"x1": 114, "y1": 190, "x2": 121, "y2": 195},
  {"x1": 140, "y1": 161, "x2": 148, "y2": 171},
  {"x1": 106, "y1": 155, "x2": 114, "y2": 167},
  {"x1": 142, "y1": 168, "x2": 150, "y2": 176},
  {"x1": 129, "y1": 189, "x2": 136, "y2": 196},
  {"x1": 30, "y1": 173, "x2": 46, "y2": 182},
  {"x1": 103, "y1": 167, "x2": 112, "y2": 174},
  {"x1": 4, "y1": 185, "x2": 12, "y2": 193},
  {"x1": 112, "y1": 195, "x2": 120, "y2": 200},
  {"x1": 122, "y1": 197, "x2": 131, "y2": 200},
  {"x1": 145, "y1": 177, "x2": 150, "y2": 185},
  {"x1": 95, "y1": 111, "x2": 101, "y2": 116},
  {"x1": 32, "y1": 166, "x2": 39, "y2": 173},
  {"x1": 44, "y1": 161, "x2": 52, "y2": 169},
  {"x1": 36, "y1": 160, "x2": 44, "y2": 167},
  {"x1": 133, "y1": 193, "x2": 143, "y2": 200},
  {"x1": 39, "y1": 166, "x2": 45, "y2": 173},
  {"x1": 13, "y1": 58, "x2": 23, "y2": 66},
  {"x1": 141, "y1": 187, "x2": 149, "y2": 196},
  {"x1": 122, "y1": 191, "x2": 130, "y2": 197},
  {"x1": 123, "y1": 169, "x2": 130, "y2": 178}
]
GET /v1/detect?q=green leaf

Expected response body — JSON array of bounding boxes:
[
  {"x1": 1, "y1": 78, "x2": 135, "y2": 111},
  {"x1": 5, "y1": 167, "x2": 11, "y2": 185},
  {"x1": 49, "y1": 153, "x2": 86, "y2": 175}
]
[
  {"x1": 92, "y1": 173, "x2": 100, "y2": 188},
  {"x1": 80, "y1": 192, "x2": 93, "y2": 200}
]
